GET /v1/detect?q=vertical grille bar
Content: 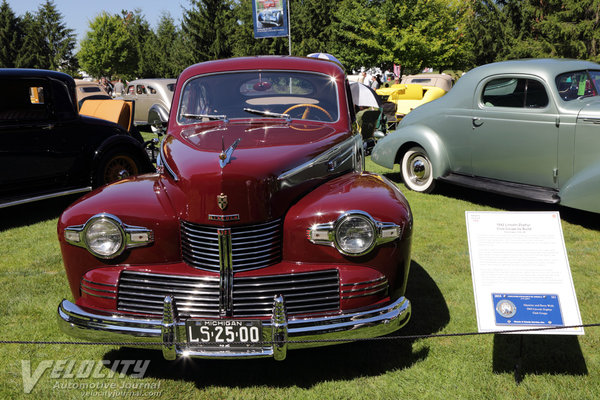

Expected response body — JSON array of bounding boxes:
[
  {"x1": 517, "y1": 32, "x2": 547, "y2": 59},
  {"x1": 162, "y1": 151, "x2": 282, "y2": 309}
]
[{"x1": 218, "y1": 228, "x2": 233, "y2": 317}]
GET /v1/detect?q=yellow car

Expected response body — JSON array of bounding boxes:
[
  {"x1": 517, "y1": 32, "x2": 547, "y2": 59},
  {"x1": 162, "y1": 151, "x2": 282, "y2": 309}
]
[{"x1": 377, "y1": 74, "x2": 453, "y2": 127}]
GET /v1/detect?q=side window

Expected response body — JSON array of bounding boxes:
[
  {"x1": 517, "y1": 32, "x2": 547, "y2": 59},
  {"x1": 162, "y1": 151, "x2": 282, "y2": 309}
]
[
  {"x1": 127, "y1": 85, "x2": 135, "y2": 95},
  {"x1": 525, "y1": 80, "x2": 549, "y2": 108},
  {"x1": 0, "y1": 79, "x2": 50, "y2": 122},
  {"x1": 148, "y1": 86, "x2": 157, "y2": 94},
  {"x1": 482, "y1": 78, "x2": 548, "y2": 108},
  {"x1": 136, "y1": 85, "x2": 146, "y2": 95}
]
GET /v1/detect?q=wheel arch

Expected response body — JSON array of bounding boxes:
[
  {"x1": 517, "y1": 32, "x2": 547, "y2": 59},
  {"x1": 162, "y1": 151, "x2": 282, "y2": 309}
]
[
  {"x1": 381, "y1": 125, "x2": 451, "y2": 179},
  {"x1": 91, "y1": 136, "x2": 154, "y2": 185}
]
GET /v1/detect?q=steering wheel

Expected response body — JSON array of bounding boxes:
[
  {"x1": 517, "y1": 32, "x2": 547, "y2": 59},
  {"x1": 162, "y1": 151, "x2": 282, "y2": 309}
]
[{"x1": 283, "y1": 103, "x2": 333, "y2": 121}]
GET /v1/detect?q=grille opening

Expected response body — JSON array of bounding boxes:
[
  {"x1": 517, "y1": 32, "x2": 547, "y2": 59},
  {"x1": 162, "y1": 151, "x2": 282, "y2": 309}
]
[{"x1": 117, "y1": 269, "x2": 340, "y2": 318}]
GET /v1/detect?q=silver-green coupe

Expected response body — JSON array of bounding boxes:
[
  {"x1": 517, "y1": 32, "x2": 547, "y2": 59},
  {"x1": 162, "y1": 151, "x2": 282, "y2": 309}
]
[{"x1": 372, "y1": 59, "x2": 600, "y2": 213}]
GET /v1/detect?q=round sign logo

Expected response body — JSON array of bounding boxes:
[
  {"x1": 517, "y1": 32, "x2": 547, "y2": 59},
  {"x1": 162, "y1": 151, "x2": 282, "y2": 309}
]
[{"x1": 496, "y1": 299, "x2": 517, "y2": 318}]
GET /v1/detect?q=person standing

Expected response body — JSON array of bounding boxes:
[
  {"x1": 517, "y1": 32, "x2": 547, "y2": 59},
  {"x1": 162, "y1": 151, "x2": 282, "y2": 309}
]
[{"x1": 113, "y1": 78, "x2": 124, "y2": 97}]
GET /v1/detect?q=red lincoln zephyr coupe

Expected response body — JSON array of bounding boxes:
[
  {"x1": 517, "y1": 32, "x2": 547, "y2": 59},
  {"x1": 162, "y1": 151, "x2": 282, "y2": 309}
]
[{"x1": 57, "y1": 56, "x2": 413, "y2": 360}]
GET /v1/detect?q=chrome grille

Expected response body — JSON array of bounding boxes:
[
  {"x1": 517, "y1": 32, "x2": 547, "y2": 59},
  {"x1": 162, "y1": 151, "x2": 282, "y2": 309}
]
[
  {"x1": 117, "y1": 270, "x2": 221, "y2": 317},
  {"x1": 117, "y1": 269, "x2": 340, "y2": 318},
  {"x1": 181, "y1": 219, "x2": 282, "y2": 272},
  {"x1": 233, "y1": 270, "x2": 340, "y2": 317}
]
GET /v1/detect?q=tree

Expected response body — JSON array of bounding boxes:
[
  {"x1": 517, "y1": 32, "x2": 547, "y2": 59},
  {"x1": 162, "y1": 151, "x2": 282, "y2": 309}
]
[
  {"x1": 140, "y1": 13, "x2": 186, "y2": 78},
  {"x1": 181, "y1": 0, "x2": 235, "y2": 64},
  {"x1": 290, "y1": 0, "x2": 336, "y2": 57},
  {"x1": 78, "y1": 12, "x2": 136, "y2": 78},
  {"x1": 121, "y1": 9, "x2": 153, "y2": 77},
  {"x1": 36, "y1": 0, "x2": 78, "y2": 72},
  {"x1": 0, "y1": 0, "x2": 21, "y2": 68}
]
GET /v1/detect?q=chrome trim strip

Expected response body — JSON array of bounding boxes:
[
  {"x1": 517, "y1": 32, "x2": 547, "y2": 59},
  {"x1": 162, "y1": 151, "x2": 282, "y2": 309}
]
[
  {"x1": 81, "y1": 287, "x2": 116, "y2": 300},
  {"x1": 0, "y1": 187, "x2": 92, "y2": 209},
  {"x1": 341, "y1": 280, "x2": 388, "y2": 293},
  {"x1": 277, "y1": 135, "x2": 359, "y2": 189},
  {"x1": 158, "y1": 139, "x2": 178, "y2": 181},
  {"x1": 57, "y1": 295, "x2": 411, "y2": 360},
  {"x1": 341, "y1": 287, "x2": 388, "y2": 299},
  {"x1": 341, "y1": 276, "x2": 387, "y2": 287},
  {"x1": 81, "y1": 278, "x2": 117, "y2": 288},
  {"x1": 218, "y1": 228, "x2": 234, "y2": 316},
  {"x1": 81, "y1": 282, "x2": 117, "y2": 294}
]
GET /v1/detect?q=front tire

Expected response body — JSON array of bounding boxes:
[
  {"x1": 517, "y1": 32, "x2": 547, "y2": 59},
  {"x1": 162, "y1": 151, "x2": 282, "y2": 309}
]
[
  {"x1": 94, "y1": 150, "x2": 140, "y2": 187},
  {"x1": 401, "y1": 146, "x2": 435, "y2": 193}
]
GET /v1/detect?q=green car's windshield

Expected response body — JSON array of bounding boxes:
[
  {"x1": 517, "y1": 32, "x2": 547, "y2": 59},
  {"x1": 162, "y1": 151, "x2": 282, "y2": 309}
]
[
  {"x1": 556, "y1": 70, "x2": 600, "y2": 101},
  {"x1": 177, "y1": 71, "x2": 339, "y2": 124}
]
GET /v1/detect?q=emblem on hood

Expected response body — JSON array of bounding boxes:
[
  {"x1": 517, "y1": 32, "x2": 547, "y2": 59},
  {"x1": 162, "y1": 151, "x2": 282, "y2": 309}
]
[
  {"x1": 217, "y1": 193, "x2": 228, "y2": 210},
  {"x1": 219, "y1": 138, "x2": 241, "y2": 168}
]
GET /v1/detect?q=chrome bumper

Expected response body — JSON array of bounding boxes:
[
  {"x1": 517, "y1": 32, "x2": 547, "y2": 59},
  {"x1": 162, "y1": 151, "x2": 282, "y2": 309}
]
[{"x1": 57, "y1": 295, "x2": 410, "y2": 361}]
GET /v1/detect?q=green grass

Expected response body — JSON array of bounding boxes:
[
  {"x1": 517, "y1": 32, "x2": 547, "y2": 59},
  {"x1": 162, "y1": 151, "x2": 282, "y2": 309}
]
[{"x1": 0, "y1": 159, "x2": 598, "y2": 399}]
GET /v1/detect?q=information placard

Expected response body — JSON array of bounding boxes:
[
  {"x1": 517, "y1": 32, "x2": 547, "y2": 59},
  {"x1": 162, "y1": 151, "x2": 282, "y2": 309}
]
[{"x1": 466, "y1": 211, "x2": 583, "y2": 335}]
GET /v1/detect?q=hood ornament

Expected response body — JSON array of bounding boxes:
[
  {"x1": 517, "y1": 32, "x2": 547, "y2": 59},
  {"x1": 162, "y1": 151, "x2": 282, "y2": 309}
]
[{"x1": 219, "y1": 138, "x2": 241, "y2": 168}]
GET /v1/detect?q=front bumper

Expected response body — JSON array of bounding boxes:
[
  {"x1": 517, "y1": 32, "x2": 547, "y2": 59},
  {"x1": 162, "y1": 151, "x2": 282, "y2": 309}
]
[{"x1": 58, "y1": 294, "x2": 411, "y2": 361}]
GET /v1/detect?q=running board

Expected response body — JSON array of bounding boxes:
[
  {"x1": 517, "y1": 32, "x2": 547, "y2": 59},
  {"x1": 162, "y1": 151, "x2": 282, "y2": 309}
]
[
  {"x1": 0, "y1": 187, "x2": 92, "y2": 209},
  {"x1": 439, "y1": 174, "x2": 560, "y2": 204}
]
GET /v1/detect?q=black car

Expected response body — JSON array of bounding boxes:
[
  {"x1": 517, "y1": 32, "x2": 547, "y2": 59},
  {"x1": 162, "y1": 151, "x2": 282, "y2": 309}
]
[{"x1": 0, "y1": 69, "x2": 154, "y2": 208}]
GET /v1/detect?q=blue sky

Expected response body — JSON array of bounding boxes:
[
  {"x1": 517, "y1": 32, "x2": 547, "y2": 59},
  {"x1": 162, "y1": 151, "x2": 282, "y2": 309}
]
[{"x1": 7, "y1": 0, "x2": 188, "y2": 44}]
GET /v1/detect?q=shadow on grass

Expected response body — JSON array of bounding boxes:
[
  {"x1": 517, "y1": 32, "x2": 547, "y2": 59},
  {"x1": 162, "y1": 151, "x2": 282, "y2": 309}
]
[
  {"x1": 382, "y1": 172, "x2": 600, "y2": 231},
  {"x1": 103, "y1": 261, "x2": 449, "y2": 389},
  {"x1": 492, "y1": 334, "x2": 588, "y2": 378},
  {"x1": 0, "y1": 195, "x2": 81, "y2": 231}
]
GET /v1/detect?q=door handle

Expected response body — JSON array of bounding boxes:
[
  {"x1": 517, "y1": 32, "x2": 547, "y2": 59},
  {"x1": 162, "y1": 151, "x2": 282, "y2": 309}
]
[{"x1": 472, "y1": 117, "x2": 483, "y2": 128}]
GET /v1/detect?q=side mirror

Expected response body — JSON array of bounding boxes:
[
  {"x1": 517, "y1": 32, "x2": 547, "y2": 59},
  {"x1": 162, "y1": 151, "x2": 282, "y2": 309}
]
[{"x1": 150, "y1": 121, "x2": 167, "y2": 136}]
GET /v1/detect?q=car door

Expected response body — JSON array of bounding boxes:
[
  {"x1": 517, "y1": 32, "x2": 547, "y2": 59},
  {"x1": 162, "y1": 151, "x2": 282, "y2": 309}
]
[
  {"x1": 471, "y1": 75, "x2": 559, "y2": 188},
  {"x1": 0, "y1": 77, "x2": 87, "y2": 196},
  {"x1": 133, "y1": 83, "x2": 153, "y2": 124}
]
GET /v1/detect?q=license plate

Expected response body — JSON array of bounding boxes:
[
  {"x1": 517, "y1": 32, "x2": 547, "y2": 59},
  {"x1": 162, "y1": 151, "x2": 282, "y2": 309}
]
[{"x1": 185, "y1": 319, "x2": 263, "y2": 348}]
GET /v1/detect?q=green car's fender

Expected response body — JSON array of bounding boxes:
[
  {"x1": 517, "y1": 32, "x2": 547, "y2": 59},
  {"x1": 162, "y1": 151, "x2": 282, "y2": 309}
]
[
  {"x1": 559, "y1": 163, "x2": 600, "y2": 213},
  {"x1": 371, "y1": 123, "x2": 451, "y2": 178}
]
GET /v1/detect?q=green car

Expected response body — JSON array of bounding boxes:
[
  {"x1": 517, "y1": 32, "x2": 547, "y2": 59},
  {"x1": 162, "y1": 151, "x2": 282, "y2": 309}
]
[{"x1": 372, "y1": 58, "x2": 600, "y2": 213}]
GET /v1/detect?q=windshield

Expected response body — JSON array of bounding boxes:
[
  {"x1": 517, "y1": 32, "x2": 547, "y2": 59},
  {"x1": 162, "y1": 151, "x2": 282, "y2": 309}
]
[
  {"x1": 177, "y1": 71, "x2": 339, "y2": 124},
  {"x1": 556, "y1": 70, "x2": 600, "y2": 101}
]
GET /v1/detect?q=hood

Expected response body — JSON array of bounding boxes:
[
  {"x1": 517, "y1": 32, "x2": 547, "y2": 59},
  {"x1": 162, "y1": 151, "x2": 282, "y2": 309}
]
[{"x1": 161, "y1": 121, "x2": 358, "y2": 224}]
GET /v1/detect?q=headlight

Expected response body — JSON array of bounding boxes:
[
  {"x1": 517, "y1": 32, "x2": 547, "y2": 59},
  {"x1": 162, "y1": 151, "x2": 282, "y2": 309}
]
[
  {"x1": 84, "y1": 216, "x2": 125, "y2": 258},
  {"x1": 335, "y1": 214, "x2": 376, "y2": 255},
  {"x1": 307, "y1": 211, "x2": 402, "y2": 256},
  {"x1": 64, "y1": 213, "x2": 154, "y2": 259}
]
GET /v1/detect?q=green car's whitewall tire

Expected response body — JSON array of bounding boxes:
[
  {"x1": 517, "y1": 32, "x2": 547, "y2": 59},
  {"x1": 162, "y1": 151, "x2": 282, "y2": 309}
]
[{"x1": 401, "y1": 146, "x2": 436, "y2": 193}]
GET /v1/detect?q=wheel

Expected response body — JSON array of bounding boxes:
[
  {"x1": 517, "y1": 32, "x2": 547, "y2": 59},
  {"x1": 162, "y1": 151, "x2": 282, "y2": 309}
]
[
  {"x1": 94, "y1": 150, "x2": 140, "y2": 187},
  {"x1": 283, "y1": 103, "x2": 333, "y2": 121},
  {"x1": 401, "y1": 146, "x2": 435, "y2": 193}
]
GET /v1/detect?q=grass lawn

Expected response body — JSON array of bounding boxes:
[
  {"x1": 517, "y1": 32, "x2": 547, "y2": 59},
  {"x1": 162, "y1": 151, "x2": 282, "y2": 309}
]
[{"x1": 0, "y1": 158, "x2": 598, "y2": 399}]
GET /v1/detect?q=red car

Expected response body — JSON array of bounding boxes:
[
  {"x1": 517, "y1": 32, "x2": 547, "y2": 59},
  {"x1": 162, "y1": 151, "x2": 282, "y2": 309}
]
[{"x1": 57, "y1": 56, "x2": 413, "y2": 360}]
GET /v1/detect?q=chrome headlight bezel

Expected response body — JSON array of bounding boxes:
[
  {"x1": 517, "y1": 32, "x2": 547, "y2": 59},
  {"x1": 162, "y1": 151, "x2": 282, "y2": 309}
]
[
  {"x1": 307, "y1": 210, "x2": 402, "y2": 257},
  {"x1": 83, "y1": 215, "x2": 126, "y2": 259},
  {"x1": 334, "y1": 212, "x2": 377, "y2": 256},
  {"x1": 64, "y1": 213, "x2": 154, "y2": 259}
]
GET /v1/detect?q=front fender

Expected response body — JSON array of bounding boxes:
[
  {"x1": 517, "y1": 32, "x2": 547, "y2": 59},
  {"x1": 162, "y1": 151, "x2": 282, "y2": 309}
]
[
  {"x1": 560, "y1": 164, "x2": 600, "y2": 213},
  {"x1": 283, "y1": 172, "x2": 412, "y2": 297},
  {"x1": 371, "y1": 124, "x2": 450, "y2": 178},
  {"x1": 58, "y1": 175, "x2": 180, "y2": 299}
]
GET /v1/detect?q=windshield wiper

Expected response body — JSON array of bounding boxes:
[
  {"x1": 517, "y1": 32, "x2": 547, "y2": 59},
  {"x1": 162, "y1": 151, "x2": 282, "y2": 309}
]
[
  {"x1": 182, "y1": 113, "x2": 228, "y2": 121},
  {"x1": 243, "y1": 108, "x2": 291, "y2": 121}
]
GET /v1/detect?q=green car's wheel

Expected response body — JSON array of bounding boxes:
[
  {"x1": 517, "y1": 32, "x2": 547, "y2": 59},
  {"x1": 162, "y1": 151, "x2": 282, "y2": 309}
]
[{"x1": 401, "y1": 146, "x2": 435, "y2": 193}]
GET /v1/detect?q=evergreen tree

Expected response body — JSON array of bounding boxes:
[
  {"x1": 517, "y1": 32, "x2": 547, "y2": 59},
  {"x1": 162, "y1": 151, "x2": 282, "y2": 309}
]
[
  {"x1": 290, "y1": 0, "x2": 336, "y2": 57},
  {"x1": 140, "y1": 14, "x2": 185, "y2": 78},
  {"x1": 121, "y1": 9, "x2": 153, "y2": 77},
  {"x1": 36, "y1": 0, "x2": 78, "y2": 72},
  {"x1": 0, "y1": 0, "x2": 21, "y2": 68},
  {"x1": 16, "y1": 12, "x2": 45, "y2": 69},
  {"x1": 181, "y1": 0, "x2": 234, "y2": 64}
]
